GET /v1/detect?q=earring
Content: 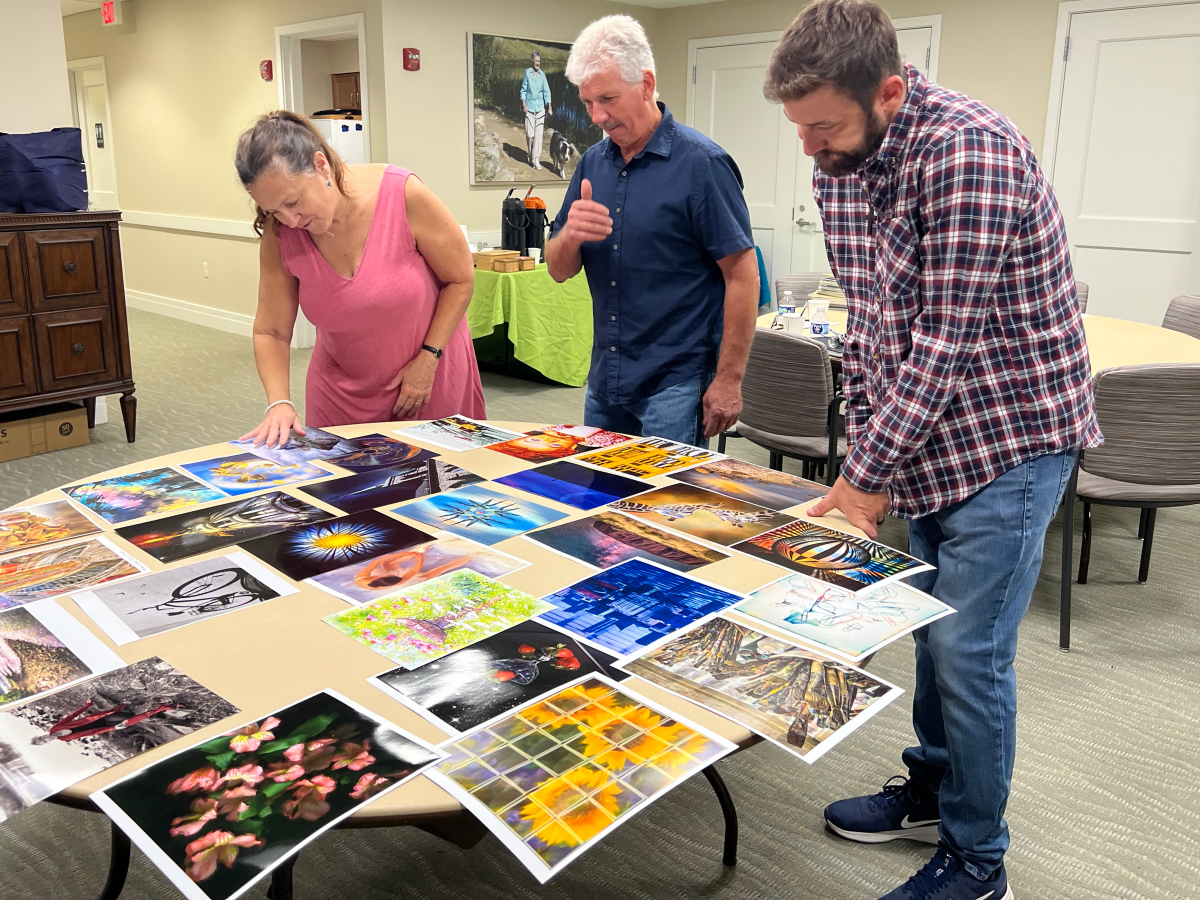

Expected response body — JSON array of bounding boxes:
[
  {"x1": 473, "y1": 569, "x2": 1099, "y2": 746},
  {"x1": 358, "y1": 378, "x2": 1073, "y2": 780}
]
[{"x1": 327, "y1": 180, "x2": 332, "y2": 187}]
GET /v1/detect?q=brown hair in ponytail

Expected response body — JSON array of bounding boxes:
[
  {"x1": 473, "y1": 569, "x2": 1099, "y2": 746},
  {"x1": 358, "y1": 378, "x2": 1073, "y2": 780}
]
[{"x1": 235, "y1": 110, "x2": 347, "y2": 236}]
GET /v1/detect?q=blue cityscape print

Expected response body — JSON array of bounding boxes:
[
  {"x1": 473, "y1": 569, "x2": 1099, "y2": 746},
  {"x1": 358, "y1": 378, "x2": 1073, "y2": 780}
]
[{"x1": 537, "y1": 558, "x2": 742, "y2": 657}]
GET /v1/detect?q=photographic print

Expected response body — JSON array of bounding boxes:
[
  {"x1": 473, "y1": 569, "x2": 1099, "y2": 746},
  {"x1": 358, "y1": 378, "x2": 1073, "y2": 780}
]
[
  {"x1": 239, "y1": 511, "x2": 433, "y2": 582},
  {"x1": 310, "y1": 536, "x2": 529, "y2": 605},
  {"x1": 64, "y1": 468, "x2": 226, "y2": 525},
  {"x1": 0, "y1": 599, "x2": 124, "y2": 709},
  {"x1": 732, "y1": 520, "x2": 933, "y2": 592},
  {"x1": 575, "y1": 438, "x2": 719, "y2": 479},
  {"x1": 72, "y1": 553, "x2": 300, "y2": 646},
  {"x1": 0, "y1": 657, "x2": 239, "y2": 824},
  {"x1": 495, "y1": 461, "x2": 648, "y2": 511},
  {"x1": 470, "y1": 33, "x2": 602, "y2": 184},
  {"x1": 736, "y1": 575, "x2": 955, "y2": 663},
  {"x1": 0, "y1": 500, "x2": 101, "y2": 554},
  {"x1": 231, "y1": 427, "x2": 359, "y2": 467},
  {"x1": 395, "y1": 484, "x2": 568, "y2": 546},
  {"x1": 296, "y1": 459, "x2": 483, "y2": 514},
  {"x1": 116, "y1": 492, "x2": 334, "y2": 564},
  {"x1": 620, "y1": 617, "x2": 903, "y2": 764},
  {"x1": 370, "y1": 621, "x2": 629, "y2": 735},
  {"x1": 323, "y1": 570, "x2": 553, "y2": 669},
  {"x1": 537, "y1": 559, "x2": 743, "y2": 658},
  {"x1": 322, "y1": 434, "x2": 439, "y2": 471},
  {"x1": 179, "y1": 454, "x2": 331, "y2": 497},
  {"x1": 92, "y1": 690, "x2": 442, "y2": 900},
  {"x1": 394, "y1": 415, "x2": 522, "y2": 453},
  {"x1": 427, "y1": 675, "x2": 734, "y2": 883},
  {"x1": 669, "y1": 458, "x2": 829, "y2": 512},
  {"x1": 487, "y1": 426, "x2": 632, "y2": 463},
  {"x1": 525, "y1": 511, "x2": 728, "y2": 573},
  {"x1": 608, "y1": 484, "x2": 796, "y2": 547},
  {"x1": 0, "y1": 538, "x2": 147, "y2": 609}
]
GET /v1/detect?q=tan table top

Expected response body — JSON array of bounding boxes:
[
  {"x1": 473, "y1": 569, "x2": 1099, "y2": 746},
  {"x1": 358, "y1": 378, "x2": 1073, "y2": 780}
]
[
  {"x1": 20, "y1": 421, "x2": 863, "y2": 823},
  {"x1": 755, "y1": 310, "x2": 1200, "y2": 373}
]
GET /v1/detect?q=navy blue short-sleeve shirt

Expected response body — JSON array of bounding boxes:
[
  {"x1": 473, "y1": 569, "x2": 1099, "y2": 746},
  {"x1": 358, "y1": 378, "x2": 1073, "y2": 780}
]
[{"x1": 551, "y1": 104, "x2": 753, "y2": 406}]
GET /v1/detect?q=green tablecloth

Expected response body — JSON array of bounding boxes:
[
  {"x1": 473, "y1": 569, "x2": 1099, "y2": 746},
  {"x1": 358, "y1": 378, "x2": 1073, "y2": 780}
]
[{"x1": 468, "y1": 266, "x2": 593, "y2": 386}]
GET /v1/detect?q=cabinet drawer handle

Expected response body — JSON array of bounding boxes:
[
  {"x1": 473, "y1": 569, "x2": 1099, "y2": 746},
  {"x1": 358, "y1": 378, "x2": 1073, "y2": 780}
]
[
  {"x1": 72, "y1": 342, "x2": 86, "y2": 355},
  {"x1": 63, "y1": 261, "x2": 77, "y2": 274}
]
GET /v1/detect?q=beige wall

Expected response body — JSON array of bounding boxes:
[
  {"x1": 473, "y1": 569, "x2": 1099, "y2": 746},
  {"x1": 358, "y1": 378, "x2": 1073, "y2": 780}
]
[
  {"x1": 62, "y1": 0, "x2": 387, "y2": 319},
  {"x1": 380, "y1": 0, "x2": 663, "y2": 234},
  {"x1": 654, "y1": 0, "x2": 1064, "y2": 156},
  {"x1": 329, "y1": 38, "x2": 361, "y2": 75},
  {"x1": 301, "y1": 40, "x2": 335, "y2": 115},
  {"x1": 1, "y1": 0, "x2": 72, "y2": 133}
]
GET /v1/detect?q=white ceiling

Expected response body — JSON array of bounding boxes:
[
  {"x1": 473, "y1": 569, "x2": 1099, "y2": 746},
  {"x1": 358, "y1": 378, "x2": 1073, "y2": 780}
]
[{"x1": 61, "y1": 0, "x2": 101, "y2": 16}]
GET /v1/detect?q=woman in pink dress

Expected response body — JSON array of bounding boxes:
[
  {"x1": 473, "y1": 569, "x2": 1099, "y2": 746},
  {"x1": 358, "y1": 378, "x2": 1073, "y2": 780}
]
[{"x1": 234, "y1": 111, "x2": 485, "y2": 447}]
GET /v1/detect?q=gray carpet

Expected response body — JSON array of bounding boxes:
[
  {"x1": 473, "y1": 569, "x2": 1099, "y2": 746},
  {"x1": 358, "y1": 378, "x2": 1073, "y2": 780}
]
[{"x1": 1, "y1": 309, "x2": 1197, "y2": 900}]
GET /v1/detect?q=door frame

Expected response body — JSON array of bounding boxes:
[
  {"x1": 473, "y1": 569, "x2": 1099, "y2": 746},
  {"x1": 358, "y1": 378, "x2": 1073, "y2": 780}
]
[
  {"x1": 1041, "y1": 0, "x2": 1199, "y2": 181},
  {"x1": 684, "y1": 15, "x2": 943, "y2": 121},
  {"x1": 66, "y1": 55, "x2": 119, "y2": 210},
  {"x1": 275, "y1": 13, "x2": 371, "y2": 161}
]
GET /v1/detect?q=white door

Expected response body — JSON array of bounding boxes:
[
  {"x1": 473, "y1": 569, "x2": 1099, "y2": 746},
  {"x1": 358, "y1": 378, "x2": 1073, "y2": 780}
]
[
  {"x1": 1050, "y1": 3, "x2": 1200, "y2": 324},
  {"x1": 693, "y1": 41, "x2": 800, "y2": 288},
  {"x1": 71, "y1": 66, "x2": 118, "y2": 211}
]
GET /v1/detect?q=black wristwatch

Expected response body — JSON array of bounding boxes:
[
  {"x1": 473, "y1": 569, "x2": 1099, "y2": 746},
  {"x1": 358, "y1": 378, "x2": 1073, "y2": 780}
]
[{"x1": 421, "y1": 344, "x2": 443, "y2": 360}]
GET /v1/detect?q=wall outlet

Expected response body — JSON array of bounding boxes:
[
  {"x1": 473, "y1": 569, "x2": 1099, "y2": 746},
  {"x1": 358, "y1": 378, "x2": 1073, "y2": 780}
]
[{"x1": 202, "y1": 262, "x2": 209, "y2": 278}]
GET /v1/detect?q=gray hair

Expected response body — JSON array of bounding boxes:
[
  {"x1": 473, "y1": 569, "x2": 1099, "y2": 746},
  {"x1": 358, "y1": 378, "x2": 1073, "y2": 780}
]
[
  {"x1": 531, "y1": 51, "x2": 541, "y2": 61},
  {"x1": 565, "y1": 14, "x2": 655, "y2": 86}
]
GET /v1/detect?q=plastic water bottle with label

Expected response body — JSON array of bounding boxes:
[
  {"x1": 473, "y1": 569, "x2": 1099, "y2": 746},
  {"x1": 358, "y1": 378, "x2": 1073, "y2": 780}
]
[
  {"x1": 779, "y1": 290, "x2": 797, "y2": 316},
  {"x1": 809, "y1": 298, "x2": 831, "y2": 336}
]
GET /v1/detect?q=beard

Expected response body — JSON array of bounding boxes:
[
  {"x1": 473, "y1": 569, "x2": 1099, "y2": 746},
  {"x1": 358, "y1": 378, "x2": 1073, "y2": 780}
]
[{"x1": 814, "y1": 108, "x2": 890, "y2": 177}]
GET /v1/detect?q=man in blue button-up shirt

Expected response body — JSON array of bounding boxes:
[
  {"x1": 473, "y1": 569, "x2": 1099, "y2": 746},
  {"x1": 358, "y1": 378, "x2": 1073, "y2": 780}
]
[{"x1": 545, "y1": 15, "x2": 758, "y2": 447}]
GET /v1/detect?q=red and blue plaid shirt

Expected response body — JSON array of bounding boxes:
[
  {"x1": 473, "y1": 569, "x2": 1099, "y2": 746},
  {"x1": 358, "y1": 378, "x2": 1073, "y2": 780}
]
[{"x1": 814, "y1": 66, "x2": 1102, "y2": 518}]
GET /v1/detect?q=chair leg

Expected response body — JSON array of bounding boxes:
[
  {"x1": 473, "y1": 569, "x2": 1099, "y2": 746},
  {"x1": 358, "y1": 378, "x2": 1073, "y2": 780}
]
[
  {"x1": 1138, "y1": 507, "x2": 1149, "y2": 539},
  {"x1": 1060, "y1": 462, "x2": 1078, "y2": 651},
  {"x1": 97, "y1": 819, "x2": 131, "y2": 900},
  {"x1": 266, "y1": 855, "x2": 296, "y2": 900},
  {"x1": 701, "y1": 764, "x2": 738, "y2": 867},
  {"x1": 770, "y1": 451, "x2": 782, "y2": 472},
  {"x1": 1138, "y1": 508, "x2": 1157, "y2": 584},
  {"x1": 1077, "y1": 502, "x2": 1092, "y2": 584}
]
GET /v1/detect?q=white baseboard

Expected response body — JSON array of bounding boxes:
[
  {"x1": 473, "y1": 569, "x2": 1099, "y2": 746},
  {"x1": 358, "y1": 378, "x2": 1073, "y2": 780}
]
[
  {"x1": 95, "y1": 395, "x2": 109, "y2": 426},
  {"x1": 125, "y1": 289, "x2": 255, "y2": 337}
]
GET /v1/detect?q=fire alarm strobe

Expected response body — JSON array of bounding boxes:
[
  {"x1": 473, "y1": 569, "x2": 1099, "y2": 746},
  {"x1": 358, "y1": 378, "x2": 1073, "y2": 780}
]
[
  {"x1": 403, "y1": 48, "x2": 420, "y2": 72},
  {"x1": 260, "y1": 60, "x2": 274, "y2": 82}
]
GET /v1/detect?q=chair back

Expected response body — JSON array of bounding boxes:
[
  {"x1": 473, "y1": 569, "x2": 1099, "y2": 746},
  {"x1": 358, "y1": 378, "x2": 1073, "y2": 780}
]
[
  {"x1": 1161, "y1": 294, "x2": 1200, "y2": 340},
  {"x1": 740, "y1": 327, "x2": 834, "y2": 437},
  {"x1": 1076, "y1": 280, "x2": 1088, "y2": 314},
  {"x1": 1083, "y1": 363, "x2": 1200, "y2": 486},
  {"x1": 775, "y1": 273, "x2": 825, "y2": 308}
]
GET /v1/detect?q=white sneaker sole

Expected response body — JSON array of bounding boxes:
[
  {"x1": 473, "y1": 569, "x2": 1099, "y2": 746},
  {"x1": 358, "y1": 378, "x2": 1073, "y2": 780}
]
[{"x1": 826, "y1": 820, "x2": 940, "y2": 844}]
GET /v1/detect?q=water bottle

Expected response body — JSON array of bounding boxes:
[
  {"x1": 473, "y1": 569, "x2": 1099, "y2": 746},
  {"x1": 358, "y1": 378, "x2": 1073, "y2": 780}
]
[
  {"x1": 779, "y1": 290, "x2": 797, "y2": 316},
  {"x1": 809, "y1": 298, "x2": 831, "y2": 337}
]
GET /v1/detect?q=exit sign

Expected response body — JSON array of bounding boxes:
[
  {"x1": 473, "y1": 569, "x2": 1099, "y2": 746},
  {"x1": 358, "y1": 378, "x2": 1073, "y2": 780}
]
[{"x1": 101, "y1": 0, "x2": 122, "y2": 26}]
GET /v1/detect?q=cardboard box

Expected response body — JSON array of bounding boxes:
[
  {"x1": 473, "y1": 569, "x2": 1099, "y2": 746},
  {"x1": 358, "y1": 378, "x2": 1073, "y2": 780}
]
[{"x1": 0, "y1": 403, "x2": 90, "y2": 463}]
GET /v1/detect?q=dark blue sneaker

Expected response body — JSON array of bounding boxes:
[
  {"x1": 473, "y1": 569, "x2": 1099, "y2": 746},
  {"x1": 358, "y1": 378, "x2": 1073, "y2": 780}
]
[
  {"x1": 879, "y1": 846, "x2": 1013, "y2": 899},
  {"x1": 824, "y1": 775, "x2": 940, "y2": 844}
]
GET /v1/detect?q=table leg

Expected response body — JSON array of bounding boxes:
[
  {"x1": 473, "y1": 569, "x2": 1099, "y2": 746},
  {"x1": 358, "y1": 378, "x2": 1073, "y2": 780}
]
[
  {"x1": 266, "y1": 856, "x2": 295, "y2": 900},
  {"x1": 83, "y1": 396, "x2": 96, "y2": 429},
  {"x1": 119, "y1": 390, "x2": 137, "y2": 443},
  {"x1": 702, "y1": 764, "x2": 738, "y2": 867},
  {"x1": 97, "y1": 819, "x2": 131, "y2": 900}
]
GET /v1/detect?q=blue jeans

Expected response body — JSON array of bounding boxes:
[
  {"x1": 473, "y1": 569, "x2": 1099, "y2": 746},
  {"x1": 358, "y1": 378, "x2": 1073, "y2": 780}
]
[
  {"x1": 902, "y1": 451, "x2": 1076, "y2": 880},
  {"x1": 583, "y1": 373, "x2": 711, "y2": 448}
]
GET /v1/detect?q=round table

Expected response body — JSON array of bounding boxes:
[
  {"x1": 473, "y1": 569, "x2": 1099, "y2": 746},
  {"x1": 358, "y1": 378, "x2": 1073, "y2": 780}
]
[{"x1": 19, "y1": 421, "x2": 865, "y2": 899}]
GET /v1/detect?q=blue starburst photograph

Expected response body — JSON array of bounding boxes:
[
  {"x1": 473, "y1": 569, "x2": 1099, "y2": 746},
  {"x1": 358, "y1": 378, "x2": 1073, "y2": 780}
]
[
  {"x1": 238, "y1": 510, "x2": 434, "y2": 581},
  {"x1": 393, "y1": 484, "x2": 568, "y2": 546},
  {"x1": 536, "y1": 558, "x2": 743, "y2": 657}
]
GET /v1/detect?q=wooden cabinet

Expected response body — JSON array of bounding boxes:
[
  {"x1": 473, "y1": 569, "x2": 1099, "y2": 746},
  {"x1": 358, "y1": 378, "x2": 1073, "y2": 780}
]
[
  {"x1": 0, "y1": 211, "x2": 136, "y2": 441},
  {"x1": 331, "y1": 72, "x2": 360, "y2": 109}
]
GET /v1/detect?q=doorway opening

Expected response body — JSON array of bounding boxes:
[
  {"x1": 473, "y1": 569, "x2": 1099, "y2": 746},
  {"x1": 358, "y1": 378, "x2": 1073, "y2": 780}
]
[{"x1": 67, "y1": 56, "x2": 118, "y2": 211}]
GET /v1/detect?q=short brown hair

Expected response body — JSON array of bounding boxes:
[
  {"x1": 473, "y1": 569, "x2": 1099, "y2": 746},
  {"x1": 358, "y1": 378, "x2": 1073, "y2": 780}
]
[
  {"x1": 763, "y1": 0, "x2": 902, "y2": 110},
  {"x1": 234, "y1": 110, "x2": 347, "y2": 236}
]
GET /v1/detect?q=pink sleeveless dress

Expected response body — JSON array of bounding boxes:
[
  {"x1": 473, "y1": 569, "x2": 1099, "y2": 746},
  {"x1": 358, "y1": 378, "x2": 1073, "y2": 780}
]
[{"x1": 275, "y1": 165, "x2": 486, "y2": 427}]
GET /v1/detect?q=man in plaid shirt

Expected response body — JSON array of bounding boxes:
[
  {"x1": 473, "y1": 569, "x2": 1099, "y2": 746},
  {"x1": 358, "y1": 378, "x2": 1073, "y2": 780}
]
[{"x1": 765, "y1": 3, "x2": 1101, "y2": 899}]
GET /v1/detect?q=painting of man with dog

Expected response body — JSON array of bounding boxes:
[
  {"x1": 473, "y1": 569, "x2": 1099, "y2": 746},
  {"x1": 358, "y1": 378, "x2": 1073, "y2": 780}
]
[{"x1": 469, "y1": 33, "x2": 603, "y2": 184}]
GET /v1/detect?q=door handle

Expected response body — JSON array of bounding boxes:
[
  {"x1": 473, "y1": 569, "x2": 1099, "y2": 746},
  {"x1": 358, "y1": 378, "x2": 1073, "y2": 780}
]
[{"x1": 795, "y1": 218, "x2": 814, "y2": 227}]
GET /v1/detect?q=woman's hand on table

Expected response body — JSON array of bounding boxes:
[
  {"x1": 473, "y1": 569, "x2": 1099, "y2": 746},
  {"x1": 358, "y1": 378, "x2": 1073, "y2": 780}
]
[
  {"x1": 388, "y1": 352, "x2": 439, "y2": 419},
  {"x1": 240, "y1": 404, "x2": 305, "y2": 448}
]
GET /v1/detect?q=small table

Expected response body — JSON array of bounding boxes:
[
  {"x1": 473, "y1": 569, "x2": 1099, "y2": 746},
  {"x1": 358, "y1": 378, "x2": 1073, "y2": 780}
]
[{"x1": 468, "y1": 267, "x2": 593, "y2": 386}]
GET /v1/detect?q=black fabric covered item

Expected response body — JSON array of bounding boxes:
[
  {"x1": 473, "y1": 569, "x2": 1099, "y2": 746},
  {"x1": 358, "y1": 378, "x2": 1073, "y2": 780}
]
[{"x1": 0, "y1": 128, "x2": 88, "y2": 213}]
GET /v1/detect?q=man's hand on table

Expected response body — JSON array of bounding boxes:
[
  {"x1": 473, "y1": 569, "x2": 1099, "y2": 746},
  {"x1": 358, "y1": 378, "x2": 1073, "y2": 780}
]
[
  {"x1": 561, "y1": 179, "x2": 612, "y2": 246},
  {"x1": 702, "y1": 375, "x2": 743, "y2": 439},
  {"x1": 808, "y1": 475, "x2": 891, "y2": 539}
]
